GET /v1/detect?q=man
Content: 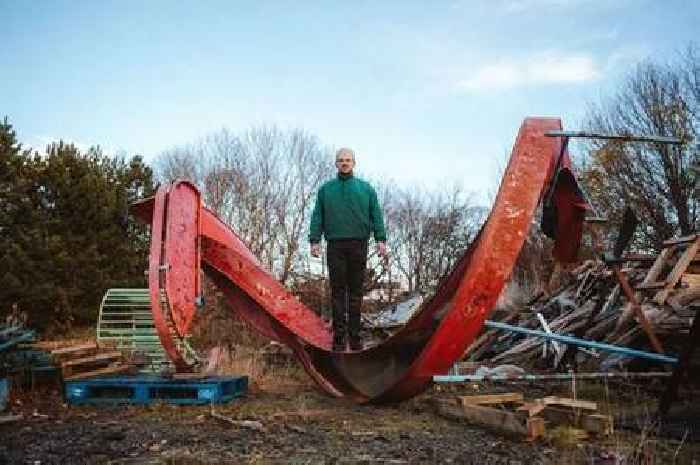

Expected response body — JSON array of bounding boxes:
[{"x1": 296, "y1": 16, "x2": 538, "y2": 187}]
[{"x1": 309, "y1": 148, "x2": 387, "y2": 352}]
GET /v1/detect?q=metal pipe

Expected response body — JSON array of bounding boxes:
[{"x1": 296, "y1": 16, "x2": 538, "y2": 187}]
[
  {"x1": 483, "y1": 320, "x2": 678, "y2": 364},
  {"x1": 434, "y1": 372, "x2": 672, "y2": 383},
  {"x1": 544, "y1": 130, "x2": 681, "y2": 145}
]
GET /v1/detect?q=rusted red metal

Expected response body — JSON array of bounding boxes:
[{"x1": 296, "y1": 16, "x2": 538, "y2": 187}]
[
  {"x1": 163, "y1": 180, "x2": 202, "y2": 336},
  {"x1": 134, "y1": 117, "x2": 587, "y2": 403},
  {"x1": 147, "y1": 186, "x2": 192, "y2": 371}
]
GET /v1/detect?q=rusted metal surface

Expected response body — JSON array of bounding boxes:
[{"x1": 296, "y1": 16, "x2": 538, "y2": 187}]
[
  {"x1": 133, "y1": 117, "x2": 587, "y2": 403},
  {"x1": 164, "y1": 180, "x2": 202, "y2": 336},
  {"x1": 147, "y1": 186, "x2": 192, "y2": 371}
]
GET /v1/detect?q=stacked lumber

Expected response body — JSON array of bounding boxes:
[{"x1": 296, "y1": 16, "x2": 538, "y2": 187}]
[
  {"x1": 435, "y1": 392, "x2": 613, "y2": 441},
  {"x1": 49, "y1": 343, "x2": 135, "y2": 380},
  {"x1": 469, "y1": 234, "x2": 700, "y2": 372}
]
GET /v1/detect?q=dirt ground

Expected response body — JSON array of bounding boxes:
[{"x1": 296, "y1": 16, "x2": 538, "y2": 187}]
[{"x1": 2, "y1": 373, "x2": 699, "y2": 465}]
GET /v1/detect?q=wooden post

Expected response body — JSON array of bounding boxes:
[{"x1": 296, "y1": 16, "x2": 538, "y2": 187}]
[{"x1": 613, "y1": 266, "x2": 665, "y2": 354}]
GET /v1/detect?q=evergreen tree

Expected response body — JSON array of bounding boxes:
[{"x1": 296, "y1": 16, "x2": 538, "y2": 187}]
[{"x1": 0, "y1": 118, "x2": 155, "y2": 330}]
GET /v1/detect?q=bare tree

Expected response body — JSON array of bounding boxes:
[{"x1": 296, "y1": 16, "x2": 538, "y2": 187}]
[
  {"x1": 385, "y1": 183, "x2": 485, "y2": 293},
  {"x1": 580, "y1": 52, "x2": 699, "y2": 251},
  {"x1": 155, "y1": 125, "x2": 333, "y2": 284}
]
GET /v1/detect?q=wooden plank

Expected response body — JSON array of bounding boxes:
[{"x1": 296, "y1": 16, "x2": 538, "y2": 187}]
[
  {"x1": 541, "y1": 396, "x2": 597, "y2": 411},
  {"x1": 635, "y1": 281, "x2": 667, "y2": 290},
  {"x1": 64, "y1": 364, "x2": 132, "y2": 381},
  {"x1": 459, "y1": 393, "x2": 524, "y2": 406},
  {"x1": 0, "y1": 414, "x2": 24, "y2": 424},
  {"x1": 656, "y1": 237, "x2": 700, "y2": 305},
  {"x1": 51, "y1": 343, "x2": 98, "y2": 356},
  {"x1": 526, "y1": 416, "x2": 545, "y2": 441},
  {"x1": 61, "y1": 351, "x2": 122, "y2": 368},
  {"x1": 663, "y1": 234, "x2": 697, "y2": 246},
  {"x1": 540, "y1": 407, "x2": 613, "y2": 436},
  {"x1": 517, "y1": 401, "x2": 546, "y2": 417},
  {"x1": 681, "y1": 274, "x2": 700, "y2": 288},
  {"x1": 435, "y1": 399, "x2": 544, "y2": 440}
]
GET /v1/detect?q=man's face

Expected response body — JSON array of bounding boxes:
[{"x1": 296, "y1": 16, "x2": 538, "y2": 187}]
[{"x1": 335, "y1": 153, "x2": 355, "y2": 174}]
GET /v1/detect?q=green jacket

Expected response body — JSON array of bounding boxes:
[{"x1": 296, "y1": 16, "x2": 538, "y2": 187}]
[{"x1": 309, "y1": 173, "x2": 386, "y2": 243}]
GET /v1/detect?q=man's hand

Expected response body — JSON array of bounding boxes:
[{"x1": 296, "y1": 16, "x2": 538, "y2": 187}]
[
  {"x1": 311, "y1": 243, "x2": 321, "y2": 257},
  {"x1": 377, "y1": 241, "x2": 388, "y2": 259}
]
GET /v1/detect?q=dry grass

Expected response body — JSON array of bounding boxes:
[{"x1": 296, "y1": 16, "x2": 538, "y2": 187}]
[
  {"x1": 31, "y1": 325, "x2": 97, "y2": 350},
  {"x1": 203, "y1": 344, "x2": 311, "y2": 393}
]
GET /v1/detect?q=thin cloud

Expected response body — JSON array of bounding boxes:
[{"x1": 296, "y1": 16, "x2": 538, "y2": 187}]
[{"x1": 457, "y1": 53, "x2": 602, "y2": 92}]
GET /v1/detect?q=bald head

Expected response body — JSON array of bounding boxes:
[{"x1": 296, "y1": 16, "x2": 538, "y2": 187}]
[{"x1": 335, "y1": 147, "x2": 356, "y2": 175}]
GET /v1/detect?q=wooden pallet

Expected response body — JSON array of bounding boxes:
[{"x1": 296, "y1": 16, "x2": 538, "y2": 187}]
[
  {"x1": 436, "y1": 393, "x2": 613, "y2": 440},
  {"x1": 64, "y1": 375, "x2": 248, "y2": 405},
  {"x1": 0, "y1": 326, "x2": 36, "y2": 352},
  {"x1": 50, "y1": 343, "x2": 134, "y2": 380}
]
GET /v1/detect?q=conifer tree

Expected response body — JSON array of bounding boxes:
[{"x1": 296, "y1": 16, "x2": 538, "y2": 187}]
[{"x1": 0, "y1": 118, "x2": 155, "y2": 330}]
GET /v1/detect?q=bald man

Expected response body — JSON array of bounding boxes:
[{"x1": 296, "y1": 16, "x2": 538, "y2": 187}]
[{"x1": 309, "y1": 148, "x2": 387, "y2": 352}]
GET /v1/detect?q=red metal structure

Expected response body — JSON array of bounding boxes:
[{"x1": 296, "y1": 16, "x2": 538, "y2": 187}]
[{"x1": 131, "y1": 117, "x2": 587, "y2": 403}]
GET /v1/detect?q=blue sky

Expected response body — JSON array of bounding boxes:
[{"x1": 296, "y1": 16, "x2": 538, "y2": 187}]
[{"x1": 3, "y1": 0, "x2": 698, "y2": 202}]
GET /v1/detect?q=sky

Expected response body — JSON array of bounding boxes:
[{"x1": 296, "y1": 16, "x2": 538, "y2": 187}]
[{"x1": 3, "y1": 0, "x2": 699, "y2": 203}]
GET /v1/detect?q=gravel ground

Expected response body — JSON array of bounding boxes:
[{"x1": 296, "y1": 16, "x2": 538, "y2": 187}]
[
  {"x1": 0, "y1": 383, "x2": 551, "y2": 465},
  {"x1": 2, "y1": 380, "x2": 698, "y2": 465}
]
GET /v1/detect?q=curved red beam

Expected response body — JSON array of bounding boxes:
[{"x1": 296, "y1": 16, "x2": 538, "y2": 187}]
[{"x1": 132, "y1": 117, "x2": 587, "y2": 402}]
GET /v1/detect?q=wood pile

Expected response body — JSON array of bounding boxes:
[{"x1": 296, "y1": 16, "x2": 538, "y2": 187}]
[
  {"x1": 435, "y1": 392, "x2": 613, "y2": 441},
  {"x1": 467, "y1": 234, "x2": 700, "y2": 372},
  {"x1": 48, "y1": 343, "x2": 136, "y2": 380}
]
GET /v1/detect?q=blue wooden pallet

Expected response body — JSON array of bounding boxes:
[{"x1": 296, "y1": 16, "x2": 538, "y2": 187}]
[
  {"x1": 0, "y1": 378, "x2": 8, "y2": 411},
  {"x1": 65, "y1": 375, "x2": 248, "y2": 405},
  {"x1": 0, "y1": 326, "x2": 36, "y2": 352}
]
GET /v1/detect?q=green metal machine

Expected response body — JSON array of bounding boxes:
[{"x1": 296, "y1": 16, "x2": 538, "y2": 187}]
[{"x1": 97, "y1": 289, "x2": 197, "y2": 373}]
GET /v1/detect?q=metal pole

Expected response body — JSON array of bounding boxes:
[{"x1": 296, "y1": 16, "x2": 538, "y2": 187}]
[
  {"x1": 484, "y1": 320, "x2": 678, "y2": 364},
  {"x1": 434, "y1": 372, "x2": 673, "y2": 383},
  {"x1": 544, "y1": 130, "x2": 682, "y2": 145}
]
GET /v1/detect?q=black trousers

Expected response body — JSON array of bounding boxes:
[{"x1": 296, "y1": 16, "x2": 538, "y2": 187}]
[{"x1": 327, "y1": 239, "x2": 368, "y2": 343}]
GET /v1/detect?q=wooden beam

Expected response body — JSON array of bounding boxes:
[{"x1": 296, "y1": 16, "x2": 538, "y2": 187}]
[
  {"x1": 459, "y1": 393, "x2": 524, "y2": 406},
  {"x1": 63, "y1": 364, "x2": 132, "y2": 380},
  {"x1": 635, "y1": 281, "x2": 667, "y2": 290},
  {"x1": 61, "y1": 351, "x2": 122, "y2": 368},
  {"x1": 663, "y1": 234, "x2": 698, "y2": 246},
  {"x1": 618, "y1": 246, "x2": 672, "y2": 330},
  {"x1": 435, "y1": 399, "x2": 544, "y2": 441},
  {"x1": 680, "y1": 274, "x2": 700, "y2": 288},
  {"x1": 614, "y1": 267, "x2": 665, "y2": 354},
  {"x1": 0, "y1": 414, "x2": 24, "y2": 424},
  {"x1": 517, "y1": 402, "x2": 546, "y2": 417},
  {"x1": 51, "y1": 343, "x2": 98, "y2": 356},
  {"x1": 541, "y1": 396, "x2": 597, "y2": 411}
]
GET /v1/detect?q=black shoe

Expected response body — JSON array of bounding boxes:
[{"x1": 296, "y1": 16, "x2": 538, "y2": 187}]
[
  {"x1": 333, "y1": 339, "x2": 346, "y2": 352},
  {"x1": 349, "y1": 339, "x2": 363, "y2": 351}
]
